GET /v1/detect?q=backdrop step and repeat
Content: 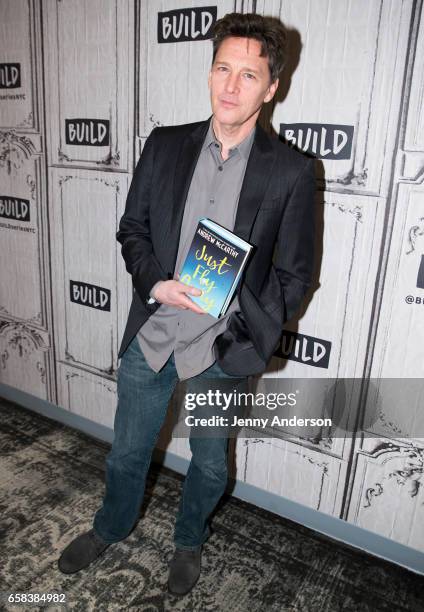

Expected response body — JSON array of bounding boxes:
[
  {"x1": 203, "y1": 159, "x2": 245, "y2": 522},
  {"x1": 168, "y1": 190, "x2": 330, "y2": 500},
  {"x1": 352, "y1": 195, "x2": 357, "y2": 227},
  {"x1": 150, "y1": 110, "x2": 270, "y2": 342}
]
[{"x1": 1, "y1": 0, "x2": 423, "y2": 553}]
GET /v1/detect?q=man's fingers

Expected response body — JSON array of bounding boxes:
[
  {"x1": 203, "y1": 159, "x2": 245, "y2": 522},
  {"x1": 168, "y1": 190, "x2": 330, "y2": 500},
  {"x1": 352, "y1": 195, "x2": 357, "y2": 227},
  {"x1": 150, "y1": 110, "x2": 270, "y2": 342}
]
[
  {"x1": 158, "y1": 279, "x2": 204, "y2": 311},
  {"x1": 175, "y1": 281, "x2": 202, "y2": 296},
  {"x1": 187, "y1": 286, "x2": 202, "y2": 296},
  {"x1": 179, "y1": 295, "x2": 205, "y2": 313},
  {"x1": 187, "y1": 304, "x2": 206, "y2": 314}
]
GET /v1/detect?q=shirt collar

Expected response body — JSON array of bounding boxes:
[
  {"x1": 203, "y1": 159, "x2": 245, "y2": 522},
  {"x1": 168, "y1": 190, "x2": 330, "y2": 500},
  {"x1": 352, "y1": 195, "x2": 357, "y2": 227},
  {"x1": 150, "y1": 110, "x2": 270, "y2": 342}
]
[{"x1": 202, "y1": 118, "x2": 256, "y2": 161}]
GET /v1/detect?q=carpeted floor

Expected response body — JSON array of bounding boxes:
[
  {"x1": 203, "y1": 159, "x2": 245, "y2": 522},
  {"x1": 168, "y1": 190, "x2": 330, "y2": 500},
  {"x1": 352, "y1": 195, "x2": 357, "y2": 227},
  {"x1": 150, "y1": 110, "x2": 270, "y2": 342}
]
[{"x1": 1, "y1": 398, "x2": 423, "y2": 612}]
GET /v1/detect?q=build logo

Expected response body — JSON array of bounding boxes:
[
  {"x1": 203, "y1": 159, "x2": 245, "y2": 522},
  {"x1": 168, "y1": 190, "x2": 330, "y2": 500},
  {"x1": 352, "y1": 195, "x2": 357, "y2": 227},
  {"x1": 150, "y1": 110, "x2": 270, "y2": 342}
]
[
  {"x1": 65, "y1": 119, "x2": 109, "y2": 146},
  {"x1": 70, "y1": 281, "x2": 111, "y2": 312},
  {"x1": 0, "y1": 196, "x2": 30, "y2": 222},
  {"x1": 280, "y1": 123, "x2": 353, "y2": 160},
  {"x1": 0, "y1": 63, "x2": 21, "y2": 88},
  {"x1": 158, "y1": 6, "x2": 216, "y2": 42},
  {"x1": 275, "y1": 331, "x2": 331, "y2": 369}
]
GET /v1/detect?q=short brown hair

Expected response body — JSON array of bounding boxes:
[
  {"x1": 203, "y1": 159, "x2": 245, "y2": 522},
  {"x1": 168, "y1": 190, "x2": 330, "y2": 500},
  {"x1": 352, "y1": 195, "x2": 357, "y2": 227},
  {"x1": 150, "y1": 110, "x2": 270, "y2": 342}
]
[{"x1": 212, "y1": 13, "x2": 288, "y2": 82}]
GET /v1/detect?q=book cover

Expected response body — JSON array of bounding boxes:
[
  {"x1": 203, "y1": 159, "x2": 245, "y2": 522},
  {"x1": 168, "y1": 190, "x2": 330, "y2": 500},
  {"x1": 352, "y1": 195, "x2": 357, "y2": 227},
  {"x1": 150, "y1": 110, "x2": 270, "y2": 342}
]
[{"x1": 179, "y1": 218, "x2": 252, "y2": 318}]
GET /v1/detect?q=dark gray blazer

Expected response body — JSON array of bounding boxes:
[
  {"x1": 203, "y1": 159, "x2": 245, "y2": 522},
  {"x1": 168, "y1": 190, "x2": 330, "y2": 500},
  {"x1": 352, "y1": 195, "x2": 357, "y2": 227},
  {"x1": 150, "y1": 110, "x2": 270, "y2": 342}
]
[{"x1": 117, "y1": 119, "x2": 315, "y2": 376}]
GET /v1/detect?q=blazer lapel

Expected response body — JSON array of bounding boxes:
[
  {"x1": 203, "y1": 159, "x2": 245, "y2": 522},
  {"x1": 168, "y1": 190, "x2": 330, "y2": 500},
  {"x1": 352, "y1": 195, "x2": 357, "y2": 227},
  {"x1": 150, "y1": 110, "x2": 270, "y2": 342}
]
[
  {"x1": 233, "y1": 124, "x2": 276, "y2": 243},
  {"x1": 168, "y1": 120, "x2": 209, "y2": 274}
]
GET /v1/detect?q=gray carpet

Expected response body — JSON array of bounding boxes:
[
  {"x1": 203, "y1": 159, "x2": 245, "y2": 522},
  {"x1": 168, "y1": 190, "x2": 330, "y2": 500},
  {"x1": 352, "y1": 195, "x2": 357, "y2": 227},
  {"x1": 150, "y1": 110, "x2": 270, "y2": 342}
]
[{"x1": 1, "y1": 398, "x2": 423, "y2": 611}]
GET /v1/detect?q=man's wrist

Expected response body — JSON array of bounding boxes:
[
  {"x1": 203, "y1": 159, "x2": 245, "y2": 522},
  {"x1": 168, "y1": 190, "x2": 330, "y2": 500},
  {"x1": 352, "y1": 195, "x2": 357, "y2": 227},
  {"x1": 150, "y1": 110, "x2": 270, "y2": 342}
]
[{"x1": 147, "y1": 280, "x2": 164, "y2": 304}]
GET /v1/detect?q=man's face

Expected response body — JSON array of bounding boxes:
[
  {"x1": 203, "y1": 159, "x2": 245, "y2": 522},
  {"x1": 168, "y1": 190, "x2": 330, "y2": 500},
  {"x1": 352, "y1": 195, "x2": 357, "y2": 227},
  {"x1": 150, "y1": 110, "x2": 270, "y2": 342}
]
[{"x1": 208, "y1": 36, "x2": 279, "y2": 130}]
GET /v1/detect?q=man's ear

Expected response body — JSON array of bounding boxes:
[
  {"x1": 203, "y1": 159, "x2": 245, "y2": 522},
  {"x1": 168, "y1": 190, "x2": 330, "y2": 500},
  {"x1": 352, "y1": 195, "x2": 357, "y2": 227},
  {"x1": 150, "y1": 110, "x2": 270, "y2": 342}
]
[{"x1": 264, "y1": 78, "x2": 279, "y2": 103}]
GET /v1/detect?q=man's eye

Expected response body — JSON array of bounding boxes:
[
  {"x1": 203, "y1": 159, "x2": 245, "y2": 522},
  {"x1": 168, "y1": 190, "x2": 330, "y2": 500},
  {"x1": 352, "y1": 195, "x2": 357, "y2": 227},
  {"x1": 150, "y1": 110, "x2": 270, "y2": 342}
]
[
  {"x1": 217, "y1": 66, "x2": 228, "y2": 71},
  {"x1": 244, "y1": 73, "x2": 255, "y2": 79}
]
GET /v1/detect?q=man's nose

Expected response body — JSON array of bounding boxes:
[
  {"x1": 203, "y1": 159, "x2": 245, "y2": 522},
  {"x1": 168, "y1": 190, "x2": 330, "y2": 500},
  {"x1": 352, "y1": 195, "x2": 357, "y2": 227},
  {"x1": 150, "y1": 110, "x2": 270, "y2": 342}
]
[{"x1": 225, "y1": 72, "x2": 239, "y2": 93}]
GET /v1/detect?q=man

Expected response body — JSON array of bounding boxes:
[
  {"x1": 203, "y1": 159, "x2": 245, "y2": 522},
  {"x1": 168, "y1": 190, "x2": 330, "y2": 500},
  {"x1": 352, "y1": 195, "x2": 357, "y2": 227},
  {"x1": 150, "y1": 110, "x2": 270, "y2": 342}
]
[{"x1": 58, "y1": 12, "x2": 315, "y2": 596}]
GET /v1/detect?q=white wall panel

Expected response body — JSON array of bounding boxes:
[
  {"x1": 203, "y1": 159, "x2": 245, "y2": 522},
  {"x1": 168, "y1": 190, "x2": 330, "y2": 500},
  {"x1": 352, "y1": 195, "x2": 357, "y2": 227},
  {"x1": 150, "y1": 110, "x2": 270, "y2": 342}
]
[
  {"x1": 254, "y1": 193, "x2": 384, "y2": 460},
  {"x1": 57, "y1": 363, "x2": 116, "y2": 429},
  {"x1": 43, "y1": 0, "x2": 134, "y2": 170},
  {"x1": 404, "y1": 10, "x2": 424, "y2": 153},
  {"x1": 359, "y1": 187, "x2": 424, "y2": 444},
  {"x1": 234, "y1": 435, "x2": 346, "y2": 514},
  {"x1": 138, "y1": 0, "x2": 234, "y2": 135},
  {"x1": 0, "y1": 320, "x2": 50, "y2": 400},
  {"x1": 255, "y1": 0, "x2": 413, "y2": 196},
  {"x1": 346, "y1": 6, "x2": 424, "y2": 548},
  {"x1": 0, "y1": 0, "x2": 55, "y2": 403},
  {"x1": 369, "y1": 185, "x2": 424, "y2": 380},
  {"x1": 0, "y1": 0, "x2": 39, "y2": 131},
  {"x1": 269, "y1": 192, "x2": 384, "y2": 380},
  {"x1": 49, "y1": 168, "x2": 130, "y2": 377},
  {"x1": 0, "y1": 133, "x2": 46, "y2": 325},
  {"x1": 347, "y1": 440, "x2": 424, "y2": 550}
]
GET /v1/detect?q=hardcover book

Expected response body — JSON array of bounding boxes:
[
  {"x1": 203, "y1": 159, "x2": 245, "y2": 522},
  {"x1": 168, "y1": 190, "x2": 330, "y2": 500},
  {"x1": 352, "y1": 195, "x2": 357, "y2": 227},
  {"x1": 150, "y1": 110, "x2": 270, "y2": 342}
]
[{"x1": 179, "y1": 217, "x2": 253, "y2": 318}]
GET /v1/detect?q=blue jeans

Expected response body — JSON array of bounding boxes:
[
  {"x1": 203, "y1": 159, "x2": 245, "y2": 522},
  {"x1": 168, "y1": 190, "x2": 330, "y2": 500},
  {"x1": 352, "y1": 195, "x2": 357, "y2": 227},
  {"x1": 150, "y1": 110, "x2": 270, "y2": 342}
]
[{"x1": 93, "y1": 335, "x2": 246, "y2": 549}]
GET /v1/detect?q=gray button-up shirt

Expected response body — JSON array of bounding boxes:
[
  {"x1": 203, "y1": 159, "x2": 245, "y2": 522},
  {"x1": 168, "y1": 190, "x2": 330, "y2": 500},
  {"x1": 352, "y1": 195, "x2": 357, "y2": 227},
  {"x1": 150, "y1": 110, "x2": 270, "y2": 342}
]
[{"x1": 137, "y1": 119, "x2": 255, "y2": 380}]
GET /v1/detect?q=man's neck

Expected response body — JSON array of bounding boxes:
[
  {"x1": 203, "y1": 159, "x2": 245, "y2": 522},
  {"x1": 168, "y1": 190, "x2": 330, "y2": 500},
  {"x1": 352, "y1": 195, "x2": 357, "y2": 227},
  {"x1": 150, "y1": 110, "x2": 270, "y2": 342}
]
[{"x1": 211, "y1": 116, "x2": 256, "y2": 161}]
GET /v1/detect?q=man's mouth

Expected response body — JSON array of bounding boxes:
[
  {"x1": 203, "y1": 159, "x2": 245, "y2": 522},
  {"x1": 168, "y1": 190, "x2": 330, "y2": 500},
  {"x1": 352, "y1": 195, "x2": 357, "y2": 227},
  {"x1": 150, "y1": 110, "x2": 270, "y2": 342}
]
[{"x1": 219, "y1": 98, "x2": 238, "y2": 108}]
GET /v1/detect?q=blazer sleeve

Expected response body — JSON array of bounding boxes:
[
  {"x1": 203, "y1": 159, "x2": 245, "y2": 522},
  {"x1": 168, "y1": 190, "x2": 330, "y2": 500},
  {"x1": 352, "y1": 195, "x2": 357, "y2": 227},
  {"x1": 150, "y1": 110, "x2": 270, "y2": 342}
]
[
  {"x1": 273, "y1": 156, "x2": 316, "y2": 323},
  {"x1": 116, "y1": 128, "x2": 168, "y2": 305}
]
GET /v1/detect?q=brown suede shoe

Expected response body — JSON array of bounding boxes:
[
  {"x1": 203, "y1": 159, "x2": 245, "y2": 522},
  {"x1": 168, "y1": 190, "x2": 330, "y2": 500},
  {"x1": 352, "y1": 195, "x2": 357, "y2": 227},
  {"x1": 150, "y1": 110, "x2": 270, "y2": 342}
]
[{"x1": 167, "y1": 547, "x2": 202, "y2": 596}]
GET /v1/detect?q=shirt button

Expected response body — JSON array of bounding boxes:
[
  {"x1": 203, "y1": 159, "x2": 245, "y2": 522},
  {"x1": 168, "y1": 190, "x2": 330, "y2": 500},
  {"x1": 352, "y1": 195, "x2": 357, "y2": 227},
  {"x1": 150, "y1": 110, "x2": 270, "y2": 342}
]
[
  {"x1": 214, "y1": 143, "x2": 219, "y2": 148},
  {"x1": 218, "y1": 165, "x2": 223, "y2": 171},
  {"x1": 210, "y1": 198, "x2": 214, "y2": 204}
]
